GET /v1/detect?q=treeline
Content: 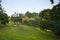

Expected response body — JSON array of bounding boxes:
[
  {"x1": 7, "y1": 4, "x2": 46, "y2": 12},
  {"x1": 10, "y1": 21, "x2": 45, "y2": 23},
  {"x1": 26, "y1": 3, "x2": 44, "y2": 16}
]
[
  {"x1": 10, "y1": 11, "x2": 39, "y2": 26},
  {"x1": 10, "y1": 4, "x2": 60, "y2": 36}
]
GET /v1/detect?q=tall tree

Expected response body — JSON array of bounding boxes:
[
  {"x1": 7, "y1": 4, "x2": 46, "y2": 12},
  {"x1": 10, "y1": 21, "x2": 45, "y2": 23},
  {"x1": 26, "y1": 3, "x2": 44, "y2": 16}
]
[{"x1": 0, "y1": 0, "x2": 9, "y2": 25}]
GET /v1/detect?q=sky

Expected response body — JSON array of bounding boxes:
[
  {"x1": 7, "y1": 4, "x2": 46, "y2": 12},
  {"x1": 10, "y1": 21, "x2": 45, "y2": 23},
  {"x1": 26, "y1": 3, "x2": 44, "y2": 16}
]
[{"x1": 2, "y1": 0, "x2": 59, "y2": 16}]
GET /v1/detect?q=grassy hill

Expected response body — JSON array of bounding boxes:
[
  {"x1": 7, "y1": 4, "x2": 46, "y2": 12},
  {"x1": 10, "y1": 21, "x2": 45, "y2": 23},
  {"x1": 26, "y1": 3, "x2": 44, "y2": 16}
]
[{"x1": 0, "y1": 23, "x2": 60, "y2": 40}]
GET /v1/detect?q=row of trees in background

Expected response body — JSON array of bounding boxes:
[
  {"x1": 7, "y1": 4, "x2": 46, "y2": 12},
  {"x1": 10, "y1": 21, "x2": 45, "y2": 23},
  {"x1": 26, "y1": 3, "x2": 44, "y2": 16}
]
[
  {"x1": 10, "y1": 4, "x2": 60, "y2": 36},
  {"x1": 10, "y1": 11, "x2": 39, "y2": 26}
]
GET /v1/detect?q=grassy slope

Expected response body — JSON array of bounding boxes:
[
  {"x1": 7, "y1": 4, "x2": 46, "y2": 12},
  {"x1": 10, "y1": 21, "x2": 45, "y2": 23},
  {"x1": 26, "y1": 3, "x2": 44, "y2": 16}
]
[{"x1": 0, "y1": 23, "x2": 60, "y2": 40}]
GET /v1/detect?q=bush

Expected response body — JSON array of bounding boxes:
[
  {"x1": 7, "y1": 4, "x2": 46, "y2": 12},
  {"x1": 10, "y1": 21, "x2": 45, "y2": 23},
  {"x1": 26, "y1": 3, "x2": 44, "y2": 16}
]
[{"x1": 23, "y1": 17, "x2": 40, "y2": 27}]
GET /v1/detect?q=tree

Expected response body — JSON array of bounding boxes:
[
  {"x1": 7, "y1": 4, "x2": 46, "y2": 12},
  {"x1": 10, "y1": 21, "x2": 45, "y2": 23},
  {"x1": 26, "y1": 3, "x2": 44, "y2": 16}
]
[
  {"x1": 25, "y1": 11, "x2": 33, "y2": 18},
  {"x1": 11, "y1": 12, "x2": 23, "y2": 24},
  {"x1": 39, "y1": 9, "x2": 51, "y2": 30},
  {"x1": 49, "y1": 4, "x2": 60, "y2": 35},
  {"x1": 50, "y1": 0, "x2": 54, "y2": 4},
  {"x1": 50, "y1": 0, "x2": 60, "y2": 4},
  {"x1": 32, "y1": 12, "x2": 38, "y2": 18},
  {"x1": 0, "y1": 13, "x2": 9, "y2": 24},
  {"x1": 11, "y1": 12, "x2": 19, "y2": 23},
  {"x1": 39, "y1": 9, "x2": 51, "y2": 20},
  {"x1": 19, "y1": 14, "x2": 23, "y2": 23},
  {"x1": 0, "y1": 0, "x2": 9, "y2": 25},
  {"x1": 0, "y1": 0, "x2": 3, "y2": 13},
  {"x1": 39, "y1": 4, "x2": 60, "y2": 35}
]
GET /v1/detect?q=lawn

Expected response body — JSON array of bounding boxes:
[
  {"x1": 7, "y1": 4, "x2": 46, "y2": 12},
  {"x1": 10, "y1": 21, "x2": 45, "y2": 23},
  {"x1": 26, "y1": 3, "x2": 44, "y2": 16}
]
[{"x1": 0, "y1": 23, "x2": 60, "y2": 40}]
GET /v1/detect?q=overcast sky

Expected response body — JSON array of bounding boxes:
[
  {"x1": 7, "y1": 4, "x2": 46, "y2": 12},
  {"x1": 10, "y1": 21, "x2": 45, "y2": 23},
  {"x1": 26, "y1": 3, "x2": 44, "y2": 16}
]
[{"x1": 2, "y1": 0, "x2": 59, "y2": 16}]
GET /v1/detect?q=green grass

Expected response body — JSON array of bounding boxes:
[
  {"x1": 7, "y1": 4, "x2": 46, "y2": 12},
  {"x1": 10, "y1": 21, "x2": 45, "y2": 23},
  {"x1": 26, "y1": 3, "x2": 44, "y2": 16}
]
[{"x1": 0, "y1": 23, "x2": 60, "y2": 40}]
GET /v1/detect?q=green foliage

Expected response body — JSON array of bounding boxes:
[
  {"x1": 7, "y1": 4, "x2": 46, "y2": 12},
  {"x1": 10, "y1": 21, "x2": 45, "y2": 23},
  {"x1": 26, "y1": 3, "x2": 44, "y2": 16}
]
[
  {"x1": 32, "y1": 17, "x2": 40, "y2": 27},
  {"x1": 11, "y1": 16, "x2": 19, "y2": 22},
  {"x1": 39, "y1": 4, "x2": 60, "y2": 35},
  {"x1": 32, "y1": 12, "x2": 39, "y2": 18},
  {"x1": 19, "y1": 14, "x2": 23, "y2": 23},
  {"x1": 49, "y1": 4, "x2": 60, "y2": 35},
  {"x1": 0, "y1": 0, "x2": 9, "y2": 25},
  {"x1": 24, "y1": 11, "x2": 39, "y2": 27},
  {"x1": 11, "y1": 13, "x2": 23, "y2": 24},
  {"x1": 25, "y1": 11, "x2": 33, "y2": 18},
  {"x1": 39, "y1": 9, "x2": 51, "y2": 20},
  {"x1": 23, "y1": 17, "x2": 40, "y2": 27},
  {"x1": 39, "y1": 9, "x2": 51, "y2": 30},
  {"x1": 0, "y1": 13, "x2": 9, "y2": 25}
]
